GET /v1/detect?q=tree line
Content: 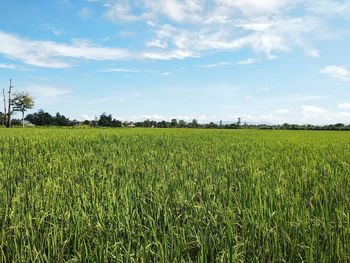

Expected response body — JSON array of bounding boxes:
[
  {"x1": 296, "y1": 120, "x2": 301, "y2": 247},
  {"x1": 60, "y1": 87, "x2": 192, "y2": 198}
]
[
  {"x1": 1, "y1": 109, "x2": 348, "y2": 130},
  {"x1": 1, "y1": 79, "x2": 350, "y2": 130},
  {"x1": 2, "y1": 108, "x2": 350, "y2": 130}
]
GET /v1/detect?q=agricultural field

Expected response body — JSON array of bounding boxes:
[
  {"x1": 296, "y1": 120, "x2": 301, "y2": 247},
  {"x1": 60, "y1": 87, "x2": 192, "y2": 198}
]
[{"x1": 0, "y1": 128, "x2": 349, "y2": 262}]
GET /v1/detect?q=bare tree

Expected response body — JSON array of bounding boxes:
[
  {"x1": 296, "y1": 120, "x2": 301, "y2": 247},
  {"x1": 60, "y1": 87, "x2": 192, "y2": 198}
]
[
  {"x1": 2, "y1": 88, "x2": 6, "y2": 126},
  {"x1": 7, "y1": 79, "x2": 14, "y2": 128}
]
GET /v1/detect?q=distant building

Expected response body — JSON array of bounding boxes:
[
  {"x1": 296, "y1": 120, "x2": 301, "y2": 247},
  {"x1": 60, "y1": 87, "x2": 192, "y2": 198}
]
[{"x1": 23, "y1": 120, "x2": 35, "y2": 127}]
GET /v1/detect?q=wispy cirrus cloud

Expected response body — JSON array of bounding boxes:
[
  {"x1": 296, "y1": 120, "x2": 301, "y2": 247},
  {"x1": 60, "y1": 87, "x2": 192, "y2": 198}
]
[{"x1": 102, "y1": 0, "x2": 332, "y2": 60}]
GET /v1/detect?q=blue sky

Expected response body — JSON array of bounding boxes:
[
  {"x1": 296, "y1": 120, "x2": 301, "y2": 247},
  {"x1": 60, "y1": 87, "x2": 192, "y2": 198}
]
[{"x1": 1, "y1": 0, "x2": 350, "y2": 124}]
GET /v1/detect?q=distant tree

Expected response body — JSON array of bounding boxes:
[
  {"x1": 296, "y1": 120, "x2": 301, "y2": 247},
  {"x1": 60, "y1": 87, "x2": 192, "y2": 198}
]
[
  {"x1": 26, "y1": 110, "x2": 53, "y2": 126},
  {"x1": 0, "y1": 112, "x2": 5, "y2": 126},
  {"x1": 111, "y1": 119, "x2": 122, "y2": 127},
  {"x1": 98, "y1": 113, "x2": 113, "y2": 127},
  {"x1": 82, "y1": 120, "x2": 91, "y2": 126},
  {"x1": 208, "y1": 122, "x2": 217, "y2": 128},
  {"x1": 11, "y1": 92, "x2": 34, "y2": 128},
  {"x1": 150, "y1": 120, "x2": 157, "y2": 127},
  {"x1": 334, "y1": 123, "x2": 345, "y2": 130},
  {"x1": 237, "y1": 117, "x2": 241, "y2": 126},
  {"x1": 53, "y1": 112, "x2": 70, "y2": 126},
  {"x1": 143, "y1": 119, "x2": 151, "y2": 127},
  {"x1": 171, "y1": 119, "x2": 178, "y2": 128},
  {"x1": 158, "y1": 120, "x2": 168, "y2": 128},
  {"x1": 178, "y1": 120, "x2": 186, "y2": 128},
  {"x1": 191, "y1": 119, "x2": 199, "y2": 128},
  {"x1": 2, "y1": 88, "x2": 6, "y2": 126}
]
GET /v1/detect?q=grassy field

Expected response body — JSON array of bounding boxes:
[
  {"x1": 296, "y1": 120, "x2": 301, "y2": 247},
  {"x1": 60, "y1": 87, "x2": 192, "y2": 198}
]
[{"x1": 0, "y1": 128, "x2": 349, "y2": 262}]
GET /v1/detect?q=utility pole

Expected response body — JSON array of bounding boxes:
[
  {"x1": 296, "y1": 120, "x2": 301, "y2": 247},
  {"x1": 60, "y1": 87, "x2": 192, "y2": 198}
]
[
  {"x1": 7, "y1": 79, "x2": 14, "y2": 128},
  {"x1": 2, "y1": 88, "x2": 6, "y2": 126},
  {"x1": 237, "y1": 117, "x2": 241, "y2": 127}
]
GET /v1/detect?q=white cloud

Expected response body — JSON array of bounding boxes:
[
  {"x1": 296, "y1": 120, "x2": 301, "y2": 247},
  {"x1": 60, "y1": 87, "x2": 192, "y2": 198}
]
[
  {"x1": 162, "y1": 72, "x2": 172, "y2": 76},
  {"x1": 199, "y1": 61, "x2": 232, "y2": 68},
  {"x1": 143, "y1": 15, "x2": 322, "y2": 60},
  {"x1": 337, "y1": 112, "x2": 350, "y2": 118},
  {"x1": 102, "y1": 68, "x2": 140, "y2": 73},
  {"x1": 144, "y1": 0, "x2": 204, "y2": 23},
  {"x1": 338, "y1": 103, "x2": 350, "y2": 110},
  {"x1": 216, "y1": 0, "x2": 294, "y2": 15},
  {"x1": 0, "y1": 31, "x2": 133, "y2": 68},
  {"x1": 274, "y1": 109, "x2": 290, "y2": 114},
  {"x1": 81, "y1": 114, "x2": 96, "y2": 121},
  {"x1": 0, "y1": 63, "x2": 18, "y2": 70},
  {"x1": 23, "y1": 85, "x2": 72, "y2": 106},
  {"x1": 99, "y1": 0, "x2": 330, "y2": 60},
  {"x1": 0, "y1": 63, "x2": 32, "y2": 71},
  {"x1": 78, "y1": 7, "x2": 93, "y2": 18},
  {"x1": 142, "y1": 49, "x2": 195, "y2": 60},
  {"x1": 320, "y1": 65, "x2": 350, "y2": 81},
  {"x1": 76, "y1": 111, "x2": 350, "y2": 125},
  {"x1": 257, "y1": 86, "x2": 271, "y2": 91},
  {"x1": 101, "y1": 68, "x2": 163, "y2": 74},
  {"x1": 237, "y1": 58, "x2": 256, "y2": 65},
  {"x1": 0, "y1": 0, "x2": 347, "y2": 68},
  {"x1": 307, "y1": 48, "x2": 320, "y2": 58},
  {"x1": 238, "y1": 111, "x2": 350, "y2": 125},
  {"x1": 43, "y1": 24, "x2": 65, "y2": 37},
  {"x1": 295, "y1": 94, "x2": 326, "y2": 101},
  {"x1": 302, "y1": 105, "x2": 326, "y2": 113},
  {"x1": 119, "y1": 31, "x2": 136, "y2": 38},
  {"x1": 121, "y1": 114, "x2": 208, "y2": 123},
  {"x1": 88, "y1": 97, "x2": 115, "y2": 104},
  {"x1": 307, "y1": 0, "x2": 350, "y2": 16},
  {"x1": 105, "y1": 2, "x2": 148, "y2": 22},
  {"x1": 146, "y1": 39, "x2": 168, "y2": 48},
  {"x1": 207, "y1": 85, "x2": 239, "y2": 97}
]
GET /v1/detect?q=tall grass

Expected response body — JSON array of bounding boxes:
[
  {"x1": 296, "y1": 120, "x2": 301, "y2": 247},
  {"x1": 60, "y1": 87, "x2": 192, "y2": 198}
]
[{"x1": 0, "y1": 128, "x2": 349, "y2": 262}]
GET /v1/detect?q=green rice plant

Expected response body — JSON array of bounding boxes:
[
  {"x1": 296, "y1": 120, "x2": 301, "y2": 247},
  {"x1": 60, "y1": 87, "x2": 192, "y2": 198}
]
[{"x1": 0, "y1": 128, "x2": 349, "y2": 262}]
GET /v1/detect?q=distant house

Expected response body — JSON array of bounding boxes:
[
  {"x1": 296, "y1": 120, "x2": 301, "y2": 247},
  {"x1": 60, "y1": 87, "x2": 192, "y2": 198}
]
[
  {"x1": 127, "y1": 122, "x2": 135, "y2": 128},
  {"x1": 23, "y1": 120, "x2": 35, "y2": 127}
]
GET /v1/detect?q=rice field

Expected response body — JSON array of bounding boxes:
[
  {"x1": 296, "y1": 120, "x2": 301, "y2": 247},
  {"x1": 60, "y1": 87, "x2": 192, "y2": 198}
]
[{"x1": 0, "y1": 128, "x2": 349, "y2": 262}]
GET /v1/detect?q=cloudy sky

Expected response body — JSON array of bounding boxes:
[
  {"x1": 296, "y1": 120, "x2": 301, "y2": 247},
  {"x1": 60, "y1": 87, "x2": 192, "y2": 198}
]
[{"x1": 1, "y1": 0, "x2": 350, "y2": 124}]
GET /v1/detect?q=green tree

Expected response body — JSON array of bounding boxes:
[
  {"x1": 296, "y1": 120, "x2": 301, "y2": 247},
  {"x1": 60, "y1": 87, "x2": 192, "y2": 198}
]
[
  {"x1": 0, "y1": 112, "x2": 5, "y2": 126},
  {"x1": 53, "y1": 113, "x2": 71, "y2": 126},
  {"x1": 98, "y1": 113, "x2": 113, "y2": 127},
  {"x1": 171, "y1": 119, "x2": 178, "y2": 128},
  {"x1": 178, "y1": 120, "x2": 186, "y2": 128},
  {"x1": 191, "y1": 119, "x2": 198, "y2": 128},
  {"x1": 26, "y1": 110, "x2": 53, "y2": 126},
  {"x1": 12, "y1": 92, "x2": 34, "y2": 128}
]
